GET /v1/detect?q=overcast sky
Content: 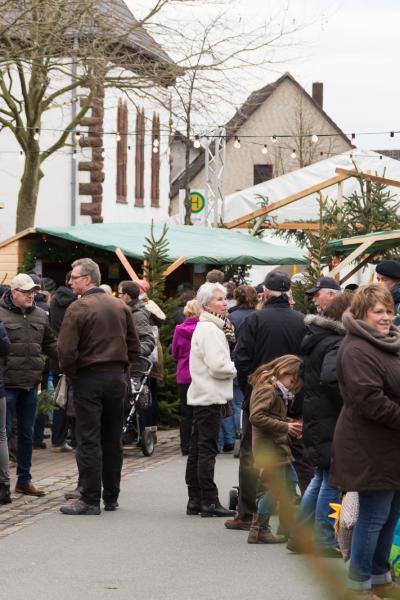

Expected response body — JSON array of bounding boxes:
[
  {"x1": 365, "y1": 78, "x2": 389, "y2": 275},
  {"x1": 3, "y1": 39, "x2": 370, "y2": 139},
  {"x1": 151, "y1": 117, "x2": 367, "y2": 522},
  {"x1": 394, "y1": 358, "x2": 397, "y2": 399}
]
[{"x1": 130, "y1": 0, "x2": 400, "y2": 149}]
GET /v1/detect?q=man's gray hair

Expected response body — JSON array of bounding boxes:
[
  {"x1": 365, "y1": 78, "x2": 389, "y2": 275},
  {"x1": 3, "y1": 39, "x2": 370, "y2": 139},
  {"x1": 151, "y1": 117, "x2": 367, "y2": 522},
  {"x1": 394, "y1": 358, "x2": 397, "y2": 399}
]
[
  {"x1": 71, "y1": 258, "x2": 101, "y2": 287},
  {"x1": 196, "y1": 282, "x2": 226, "y2": 310},
  {"x1": 265, "y1": 289, "x2": 285, "y2": 298}
]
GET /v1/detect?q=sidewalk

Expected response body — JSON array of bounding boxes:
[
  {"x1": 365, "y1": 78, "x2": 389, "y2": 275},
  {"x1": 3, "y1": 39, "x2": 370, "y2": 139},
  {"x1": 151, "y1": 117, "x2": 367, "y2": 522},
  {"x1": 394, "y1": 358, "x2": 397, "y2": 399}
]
[{"x1": 0, "y1": 429, "x2": 180, "y2": 538}]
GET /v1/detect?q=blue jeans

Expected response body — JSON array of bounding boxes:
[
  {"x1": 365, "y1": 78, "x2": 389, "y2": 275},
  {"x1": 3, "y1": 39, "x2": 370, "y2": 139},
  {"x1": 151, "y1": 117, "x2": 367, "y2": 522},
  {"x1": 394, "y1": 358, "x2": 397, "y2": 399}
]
[
  {"x1": 258, "y1": 464, "x2": 298, "y2": 516},
  {"x1": 218, "y1": 413, "x2": 235, "y2": 449},
  {"x1": 6, "y1": 388, "x2": 38, "y2": 483},
  {"x1": 232, "y1": 382, "x2": 243, "y2": 436},
  {"x1": 297, "y1": 468, "x2": 340, "y2": 550},
  {"x1": 348, "y1": 490, "x2": 400, "y2": 591}
]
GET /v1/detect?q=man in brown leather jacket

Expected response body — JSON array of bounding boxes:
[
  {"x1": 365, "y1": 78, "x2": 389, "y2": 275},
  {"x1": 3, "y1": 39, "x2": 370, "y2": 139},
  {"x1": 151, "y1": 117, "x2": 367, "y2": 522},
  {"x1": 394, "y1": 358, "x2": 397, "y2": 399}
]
[{"x1": 58, "y1": 258, "x2": 140, "y2": 515}]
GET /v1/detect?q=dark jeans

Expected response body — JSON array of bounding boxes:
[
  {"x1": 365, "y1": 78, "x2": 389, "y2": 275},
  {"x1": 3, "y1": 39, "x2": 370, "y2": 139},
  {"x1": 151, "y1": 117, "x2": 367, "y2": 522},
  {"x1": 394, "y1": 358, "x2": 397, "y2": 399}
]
[
  {"x1": 178, "y1": 384, "x2": 193, "y2": 454},
  {"x1": 52, "y1": 408, "x2": 70, "y2": 447},
  {"x1": 185, "y1": 404, "x2": 222, "y2": 504},
  {"x1": 237, "y1": 409, "x2": 258, "y2": 521},
  {"x1": 73, "y1": 369, "x2": 127, "y2": 506},
  {"x1": 349, "y1": 490, "x2": 400, "y2": 590},
  {"x1": 6, "y1": 387, "x2": 38, "y2": 483}
]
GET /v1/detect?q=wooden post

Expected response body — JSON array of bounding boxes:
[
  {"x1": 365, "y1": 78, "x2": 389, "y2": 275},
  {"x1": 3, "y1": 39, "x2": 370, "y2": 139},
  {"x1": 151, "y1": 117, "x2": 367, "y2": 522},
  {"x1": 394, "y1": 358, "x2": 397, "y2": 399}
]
[
  {"x1": 328, "y1": 240, "x2": 375, "y2": 279},
  {"x1": 162, "y1": 256, "x2": 186, "y2": 278},
  {"x1": 115, "y1": 247, "x2": 139, "y2": 281}
]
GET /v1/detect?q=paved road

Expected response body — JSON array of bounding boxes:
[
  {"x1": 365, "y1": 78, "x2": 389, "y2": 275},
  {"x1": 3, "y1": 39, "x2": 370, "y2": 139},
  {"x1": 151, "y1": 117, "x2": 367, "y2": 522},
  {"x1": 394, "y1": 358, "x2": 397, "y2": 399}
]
[{"x1": 1, "y1": 453, "x2": 336, "y2": 600}]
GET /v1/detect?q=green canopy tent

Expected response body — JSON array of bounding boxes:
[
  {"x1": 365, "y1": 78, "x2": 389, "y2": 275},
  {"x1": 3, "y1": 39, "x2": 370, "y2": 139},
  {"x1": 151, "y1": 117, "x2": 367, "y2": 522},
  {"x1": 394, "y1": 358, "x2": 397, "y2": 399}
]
[
  {"x1": 328, "y1": 230, "x2": 400, "y2": 283},
  {"x1": 36, "y1": 222, "x2": 306, "y2": 267}
]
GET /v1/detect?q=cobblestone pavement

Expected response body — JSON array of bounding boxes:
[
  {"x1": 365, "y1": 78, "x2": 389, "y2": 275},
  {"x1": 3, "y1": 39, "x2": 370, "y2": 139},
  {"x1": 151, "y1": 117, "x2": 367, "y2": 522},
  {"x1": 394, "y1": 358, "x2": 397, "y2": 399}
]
[{"x1": 0, "y1": 429, "x2": 180, "y2": 539}]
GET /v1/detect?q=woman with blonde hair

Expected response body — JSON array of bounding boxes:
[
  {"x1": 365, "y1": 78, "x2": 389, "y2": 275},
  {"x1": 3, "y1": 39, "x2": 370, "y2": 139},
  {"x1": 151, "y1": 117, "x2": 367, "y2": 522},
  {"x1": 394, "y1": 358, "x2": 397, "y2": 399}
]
[
  {"x1": 331, "y1": 284, "x2": 400, "y2": 599},
  {"x1": 172, "y1": 299, "x2": 200, "y2": 455},
  {"x1": 248, "y1": 354, "x2": 303, "y2": 544}
]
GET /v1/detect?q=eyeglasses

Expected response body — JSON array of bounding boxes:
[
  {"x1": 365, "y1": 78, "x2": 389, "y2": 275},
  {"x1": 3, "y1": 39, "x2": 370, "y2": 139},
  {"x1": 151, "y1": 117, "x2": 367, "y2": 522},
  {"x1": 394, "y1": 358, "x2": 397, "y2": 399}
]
[
  {"x1": 16, "y1": 289, "x2": 35, "y2": 295},
  {"x1": 69, "y1": 274, "x2": 88, "y2": 280}
]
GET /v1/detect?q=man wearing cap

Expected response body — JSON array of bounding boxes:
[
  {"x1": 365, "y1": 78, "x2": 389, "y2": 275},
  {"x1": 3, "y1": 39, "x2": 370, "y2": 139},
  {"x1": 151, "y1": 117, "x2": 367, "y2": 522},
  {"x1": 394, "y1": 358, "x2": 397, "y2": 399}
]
[
  {"x1": 306, "y1": 276, "x2": 341, "y2": 313},
  {"x1": 376, "y1": 260, "x2": 400, "y2": 323},
  {"x1": 225, "y1": 271, "x2": 307, "y2": 531},
  {"x1": 0, "y1": 273, "x2": 58, "y2": 497}
]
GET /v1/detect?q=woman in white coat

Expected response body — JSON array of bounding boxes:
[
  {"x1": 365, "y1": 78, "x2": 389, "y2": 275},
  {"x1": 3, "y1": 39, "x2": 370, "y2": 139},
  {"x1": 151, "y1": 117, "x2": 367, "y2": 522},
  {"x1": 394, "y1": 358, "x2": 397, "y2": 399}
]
[{"x1": 185, "y1": 282, "x2": 237, "y2": 517}]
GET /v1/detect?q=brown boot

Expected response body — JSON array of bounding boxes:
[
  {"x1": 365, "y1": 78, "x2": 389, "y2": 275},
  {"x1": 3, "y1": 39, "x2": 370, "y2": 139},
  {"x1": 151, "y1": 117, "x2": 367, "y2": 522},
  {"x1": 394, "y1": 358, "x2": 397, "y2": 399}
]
[{"x1": 247, "y1": 514, "x2": 287, "y2": 544}]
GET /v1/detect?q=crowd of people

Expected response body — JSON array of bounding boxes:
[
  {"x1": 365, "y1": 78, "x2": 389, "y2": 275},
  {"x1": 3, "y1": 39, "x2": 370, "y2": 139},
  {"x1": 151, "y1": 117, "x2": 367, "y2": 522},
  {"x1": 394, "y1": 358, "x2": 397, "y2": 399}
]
[
  {"x1": 176, "y1": 261, "x2": 400, "y2": 600},
  {"x1": 2, "y1": 255, "x2": 400, "y2": 599}
]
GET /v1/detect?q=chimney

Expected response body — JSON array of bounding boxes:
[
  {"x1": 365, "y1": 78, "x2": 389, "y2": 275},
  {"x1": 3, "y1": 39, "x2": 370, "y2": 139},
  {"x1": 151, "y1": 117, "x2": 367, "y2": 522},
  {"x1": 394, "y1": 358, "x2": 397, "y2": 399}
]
[{"x1": 312, "y1": 82, "x2": 323, "y2": 108}]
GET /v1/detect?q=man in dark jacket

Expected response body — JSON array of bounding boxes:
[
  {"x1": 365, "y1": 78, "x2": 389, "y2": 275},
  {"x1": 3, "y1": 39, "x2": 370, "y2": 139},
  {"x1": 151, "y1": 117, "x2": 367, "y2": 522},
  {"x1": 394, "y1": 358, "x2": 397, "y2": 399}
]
[
  {"x1": 0, "y1": 273, "x2": 58, "y2": 497},
  {"x1": 49, "y1": 272, "x2": 77, "y2": 453},
  {"x1": 376, "y1": 260, "x2": 400, "y2": 325},
  {"x1": 0, "y1": 319, "x2": 11, "y2": 504},
  {"x1": 225, "y1": 271, "x2": 307, "y2": 531},
  {"x1": 58, "y1": 258, "x2": 140, "y2": 515},
  {"x1": 118, "y1": 280, "x2": 155, "y2": 357}
]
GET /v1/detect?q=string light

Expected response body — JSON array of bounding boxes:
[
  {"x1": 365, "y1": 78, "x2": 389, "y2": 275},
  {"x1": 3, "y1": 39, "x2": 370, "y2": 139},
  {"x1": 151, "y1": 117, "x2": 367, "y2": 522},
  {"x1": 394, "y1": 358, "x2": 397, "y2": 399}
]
[
  {"x1": 311, "y1": 134, "x2": 318, "y2": 143},
  {"x1": 153, "y1": 137, "x2": 160, "y2": 148},
  {"x1": 262, "y1": 144, "x2": 268, "y2": 155},
  {"x1": 116, "y1": 132, "x2": 121, "y2": 142},
  {"x1": 72, "y1": 149, "x2": 77, "y2": 160},
  {"x1": 233, "y1": 136, "x2": 241, "y2": 149},
  {"x1": 75, "y1": 131, "x2": 81, "y2": 141},
  {"x1": 101, "y1": 149, "x2": 105, "y2": 159},
  {"x1": 351, "y1": 133, "x2": 356, "y2": 142},
  {"x1": 291, "y1": 149, "x2": 296, "y2": 159},
  {"x1": 390, "y1": 131, "x2": 395, "y2": 138},
  {"x1": 193, "y1": 135, "x2": 201, "y2": 149},
  {"x1": 271, "y1": 135, "x2": 277, "y2": 143},
  {"x1": 19, "y1": 150, "x2": 24, "y2": 161},
  {"x1": 152, "y1": 145, "x2": 159, "y2": 154},
  {"x1": 33, "y1": 128, "x2": 40, "y2": 141}
]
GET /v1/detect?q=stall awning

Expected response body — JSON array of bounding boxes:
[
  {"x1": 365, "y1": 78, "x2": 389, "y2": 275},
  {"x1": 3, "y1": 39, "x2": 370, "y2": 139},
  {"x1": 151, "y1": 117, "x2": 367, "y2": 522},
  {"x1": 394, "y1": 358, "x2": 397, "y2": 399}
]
[
  {"x1": 328, "y1": 230, "x2": 400, "y2": 256},
  {"x1": 36, "y1": 222, "x2": 306, "y2": 266}
]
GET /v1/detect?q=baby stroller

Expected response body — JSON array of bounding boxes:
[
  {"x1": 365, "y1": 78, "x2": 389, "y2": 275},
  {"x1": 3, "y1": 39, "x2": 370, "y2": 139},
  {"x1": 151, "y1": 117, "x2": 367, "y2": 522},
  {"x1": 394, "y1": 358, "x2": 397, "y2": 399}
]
[{"x1": 123, "y1": 356, "x2": 156, "y2": 457}]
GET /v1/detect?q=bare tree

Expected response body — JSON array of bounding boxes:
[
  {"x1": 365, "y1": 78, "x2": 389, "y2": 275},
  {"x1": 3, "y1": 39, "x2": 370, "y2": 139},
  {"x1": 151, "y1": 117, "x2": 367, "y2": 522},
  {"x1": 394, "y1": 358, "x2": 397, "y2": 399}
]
[
  {"x1": 150, "y1": 3, "x2": 319, "y2": 224},
  {"x1": 0, "y1": 0, "x2": 185, "y2": 231}
]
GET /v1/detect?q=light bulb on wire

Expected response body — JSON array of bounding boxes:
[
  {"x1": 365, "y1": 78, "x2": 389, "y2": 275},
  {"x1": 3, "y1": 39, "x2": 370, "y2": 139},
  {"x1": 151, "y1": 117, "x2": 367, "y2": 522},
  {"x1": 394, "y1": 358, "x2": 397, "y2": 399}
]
[
  {"x1": 193, "y1": 135, "x2": 201, "y2": 149},
  {"x1": 152, "y1": 145, "x2": 159, "y2": 154},
  {"x1": 33, "y1": 128, "x2": 40, "y2": 141},
  {"x1": 291, "y1": 149, "x2": 297, "y2": 159},
  {"x1": 116, "y1": 132, "x2": 121, "y2": 142},
  {"x1": 262, "y1": 144, "x2": 268, "y2": 155},
  {"x1": 19, "y1": 150, "x2": 24, "y2": 161},
  {"x1": 153, "y1": 137, "x2": 160, "y2": 148},
  {"x1": 234, "y1": 136, "x2": 241, "y2": 149},
  {"x1": 75, "y1": 131, "x2": 81, "y2": 142},
  {"x1": 101, "y1": 149, "x2": 105, "y2": 159},
  {"x1": 311, "y1": 134, "x2": 318, "y2": 143},
  {"x1": 271, "y1": 135, "x2": 277, "y2": 143},
  {"x1": 72, "y1": 149, "x2": 77, "y2": 160}
]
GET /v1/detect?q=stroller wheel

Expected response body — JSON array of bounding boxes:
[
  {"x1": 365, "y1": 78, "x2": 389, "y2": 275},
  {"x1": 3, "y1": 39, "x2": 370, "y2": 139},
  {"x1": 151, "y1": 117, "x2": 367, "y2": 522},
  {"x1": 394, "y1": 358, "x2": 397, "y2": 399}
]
[
  {"x1": 141, "y1": 428, "x2": 155, "y2": 457},
  {"x1": 228, "y1": 487, "x2": 239, "y2": 511}
]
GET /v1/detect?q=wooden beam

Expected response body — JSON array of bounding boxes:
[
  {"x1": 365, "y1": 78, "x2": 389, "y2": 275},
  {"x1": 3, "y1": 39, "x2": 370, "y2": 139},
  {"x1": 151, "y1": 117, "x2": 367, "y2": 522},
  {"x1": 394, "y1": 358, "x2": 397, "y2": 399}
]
[
  {"x1": 236, "y1": 222, "x2": 321, "y2": 231},
  {"x1": 335, "y1": 168, "x2": 400, "y2": 189},
  {"x1": 162, "y1": 256, "x2": 186, "y2": 278},
  {"x1": 0, "y1": 227, "x2": 36, "y2": 249},
  {"x1": 224, "y1": 173, "x2": 351, "y2": 229},
  {"x1": 328, "y1": 240, "x2": 375, "y2": 278},
  {"x1": 340, "y1": 231, "x2": 400, "y2": 246},
  {"x1": 339, "y1": 250, "x2": 381, "y2": 285},
  {"x1": 115, "y1": 248, "x2": 139, "y2": 281}
]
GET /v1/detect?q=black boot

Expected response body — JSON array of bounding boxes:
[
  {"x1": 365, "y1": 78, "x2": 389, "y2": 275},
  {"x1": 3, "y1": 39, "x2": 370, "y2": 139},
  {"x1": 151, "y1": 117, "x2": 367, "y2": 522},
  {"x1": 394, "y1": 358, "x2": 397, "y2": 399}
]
[
  {"x1": 0, "y1": 483, "x2": 12, "y2": 505},
  {"x1": 200, "y1": 501, "x2": 235, "y2": 518},
  {"x1": 186, "y1": 498, "x2": 201, "y2": 515}
]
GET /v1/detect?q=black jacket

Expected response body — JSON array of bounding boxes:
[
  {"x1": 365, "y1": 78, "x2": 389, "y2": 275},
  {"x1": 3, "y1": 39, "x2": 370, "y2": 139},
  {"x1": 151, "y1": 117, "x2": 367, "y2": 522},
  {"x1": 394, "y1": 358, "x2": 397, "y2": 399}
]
[
  {"x1": 0, "y1": 320, "x2": 11, "y2": 397},
  {"x1": 234, "y1": 296, "x2": 306, "y2": 410},
  {"x1": 0, "y1": 290, "x2": 57, "y2": 389},
  {"x1": 50, "y1": 286, "x2": 76, "y2": 335},
  {"x1": 301, "y1": 314, "x2": 344, "y2": 470}
]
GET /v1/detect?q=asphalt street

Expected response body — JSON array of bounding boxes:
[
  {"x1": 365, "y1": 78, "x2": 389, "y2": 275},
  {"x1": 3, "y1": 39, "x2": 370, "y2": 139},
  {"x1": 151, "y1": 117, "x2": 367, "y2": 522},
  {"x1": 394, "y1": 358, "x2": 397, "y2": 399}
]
[{"x1": 1, "y1": 453, "x2": 338, "y2": 600}]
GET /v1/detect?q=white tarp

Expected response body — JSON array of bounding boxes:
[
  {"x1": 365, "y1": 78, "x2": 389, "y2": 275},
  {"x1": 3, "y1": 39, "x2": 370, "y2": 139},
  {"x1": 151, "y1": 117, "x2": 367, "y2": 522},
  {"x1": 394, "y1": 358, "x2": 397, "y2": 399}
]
[{"x1": 223, "y1": 148, "x2": 400, "y2": 225}]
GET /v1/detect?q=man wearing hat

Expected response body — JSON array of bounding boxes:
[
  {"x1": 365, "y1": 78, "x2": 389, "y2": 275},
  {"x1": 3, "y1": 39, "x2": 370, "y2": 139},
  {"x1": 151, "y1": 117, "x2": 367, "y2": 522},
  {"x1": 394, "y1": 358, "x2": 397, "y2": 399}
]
[
  {"x1": 0, "y1": 274, "x2": 58, "y2": 497},
  {"x1": 225, "y1": 271, "x2": 307, "y2": 531},
  {"x1": 376, "y1": 260, "x2": 400, "y2": 321},
  {"x1": 306, "y1": 276, "x2": 341, "y2": 313}
]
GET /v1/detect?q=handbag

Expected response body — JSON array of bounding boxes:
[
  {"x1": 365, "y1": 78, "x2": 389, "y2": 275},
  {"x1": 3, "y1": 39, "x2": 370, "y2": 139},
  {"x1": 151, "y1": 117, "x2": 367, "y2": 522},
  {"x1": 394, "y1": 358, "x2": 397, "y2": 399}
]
[{"x1": 54, "y1": 374, "x2": 68, "y2": 409}]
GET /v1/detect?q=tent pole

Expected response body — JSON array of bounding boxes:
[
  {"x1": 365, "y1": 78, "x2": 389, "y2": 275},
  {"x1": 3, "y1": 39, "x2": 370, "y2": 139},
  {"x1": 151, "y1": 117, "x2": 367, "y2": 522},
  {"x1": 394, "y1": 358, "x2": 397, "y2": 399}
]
[
  {"x1": 115, "y1": 248, "x2": 139, "y2": 281},
  {"x1": 162, "y1": 256, "x2": 186, "y2": 278}
]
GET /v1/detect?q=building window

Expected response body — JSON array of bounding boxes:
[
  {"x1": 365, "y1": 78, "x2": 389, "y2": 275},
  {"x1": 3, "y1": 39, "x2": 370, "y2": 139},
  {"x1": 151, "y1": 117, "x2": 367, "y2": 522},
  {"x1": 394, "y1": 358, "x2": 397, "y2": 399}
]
[
  {"x1": 135, "y1": 108, "x2": 145, "y2": 207},
  {"x1": 151, "y1": 112, "x2": 160, "y2": 207},
  {"x1": 254, "y1": 164, "x2": 273, "y2": 186},
  {"x1": 116, "y1": 99, "x2": 128, "y2": 203}
]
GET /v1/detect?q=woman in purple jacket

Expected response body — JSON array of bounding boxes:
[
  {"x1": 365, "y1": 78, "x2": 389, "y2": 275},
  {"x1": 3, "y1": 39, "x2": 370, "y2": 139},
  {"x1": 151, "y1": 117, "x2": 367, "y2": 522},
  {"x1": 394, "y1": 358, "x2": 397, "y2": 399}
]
[{"x1": 172, "y1": 299, "x2": 200, "y2": 455}]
